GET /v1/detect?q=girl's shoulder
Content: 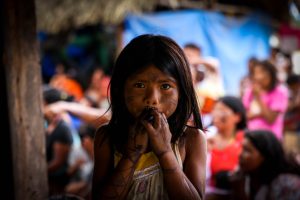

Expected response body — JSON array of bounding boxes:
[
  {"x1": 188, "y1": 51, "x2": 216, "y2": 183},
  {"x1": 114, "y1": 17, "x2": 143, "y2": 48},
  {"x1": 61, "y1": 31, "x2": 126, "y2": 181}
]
[
  {"x1": 181, "y1": 126, "x2": 206, "y2": 149},
  {"x1": 94, "y1": 124, "x2": 110, "y2": 147},
  {"x1": 268, "y1": 84, "x2": 288, "y2": 96},
  {"x1": 179, "y1": 126, "x2": 206, "y2": 166},
  {"x1": 183, "y1": 126, "x2": 205, "y2": 139}
]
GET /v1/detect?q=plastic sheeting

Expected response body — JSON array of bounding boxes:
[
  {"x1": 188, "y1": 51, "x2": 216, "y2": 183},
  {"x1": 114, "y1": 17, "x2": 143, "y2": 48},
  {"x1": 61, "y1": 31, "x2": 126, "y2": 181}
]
[{"x1": 123, "y1": 10, "x2": 274, "y2": 95}]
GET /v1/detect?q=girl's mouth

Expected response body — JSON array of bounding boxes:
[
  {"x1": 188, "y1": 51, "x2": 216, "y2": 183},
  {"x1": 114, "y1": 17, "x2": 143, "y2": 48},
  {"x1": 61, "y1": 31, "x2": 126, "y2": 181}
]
[{"x1": 141, "y1": 107, "x2": 156, "y2": 124}]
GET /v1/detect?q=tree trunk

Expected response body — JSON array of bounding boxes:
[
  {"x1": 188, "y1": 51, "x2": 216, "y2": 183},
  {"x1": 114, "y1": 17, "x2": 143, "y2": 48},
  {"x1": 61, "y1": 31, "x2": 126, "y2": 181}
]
[{"x1": 3, "y1": 0, "x2": 48, "y2": 199}]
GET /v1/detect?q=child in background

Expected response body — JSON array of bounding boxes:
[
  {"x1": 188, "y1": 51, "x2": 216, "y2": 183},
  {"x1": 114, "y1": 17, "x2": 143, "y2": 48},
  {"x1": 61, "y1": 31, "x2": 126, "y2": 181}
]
[
  {"x1": 65, "y1": 125, "x2": 96, "y2": 200},
  {"x1": 242, "y1": 60, "x2": 288, "y2": 140},
  {"x1": 205, "y1": 96, "x2": 246, "y2": 200},
  {"x1": 92, "y1": 34, "x2": 207, "y2": 200},
  {"x1": 208, "y1": 96, "x2": 246, "y2": 188},
  {"x1": 231, "y1": 130, "x2": 300, "y2": 200}
]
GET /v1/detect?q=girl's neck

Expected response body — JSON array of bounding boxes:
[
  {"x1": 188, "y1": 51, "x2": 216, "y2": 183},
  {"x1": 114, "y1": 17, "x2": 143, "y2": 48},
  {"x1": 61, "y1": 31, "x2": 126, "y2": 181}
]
[
  {"x1": 219, "y1": 127, "x2": 236, "y2": 140},
  {"x1": 214, "y1": 129, "x2": 236, "y2": 150}
]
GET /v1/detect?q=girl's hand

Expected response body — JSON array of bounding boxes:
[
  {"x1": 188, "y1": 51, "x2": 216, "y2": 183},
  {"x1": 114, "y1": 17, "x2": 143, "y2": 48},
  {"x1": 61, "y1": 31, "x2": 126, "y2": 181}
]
[
  {"x1": 252, "y1": 82, "x2": 262, "y2": 98},
  {"x1": 142, "y1": 110, "x2": 172, "y2": 158},
  {"x1": 126, "y1": 116, "x2": 149, "y2": 163},
  {"x1": 229, "y1": 169, "x2": 248, "y2": 199}
]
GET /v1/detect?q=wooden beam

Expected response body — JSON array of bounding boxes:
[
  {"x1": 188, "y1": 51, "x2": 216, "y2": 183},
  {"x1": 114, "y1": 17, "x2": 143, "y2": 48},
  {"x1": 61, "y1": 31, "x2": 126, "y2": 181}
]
[{"x1": 3, "y1": 0, "x2": 48, "y2": 199}]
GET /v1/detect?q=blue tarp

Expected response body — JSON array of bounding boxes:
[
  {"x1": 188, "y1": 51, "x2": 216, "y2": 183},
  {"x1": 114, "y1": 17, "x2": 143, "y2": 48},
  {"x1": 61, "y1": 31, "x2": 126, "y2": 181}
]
[{"x1": 123, "y1": 10, "x2": 274, "y2": 95}]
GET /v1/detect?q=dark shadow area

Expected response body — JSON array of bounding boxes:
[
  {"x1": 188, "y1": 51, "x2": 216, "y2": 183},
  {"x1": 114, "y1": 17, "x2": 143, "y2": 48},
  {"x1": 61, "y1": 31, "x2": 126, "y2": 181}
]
[{"x1": 1, "y1": 0, "x2": 15, "y2": 199}]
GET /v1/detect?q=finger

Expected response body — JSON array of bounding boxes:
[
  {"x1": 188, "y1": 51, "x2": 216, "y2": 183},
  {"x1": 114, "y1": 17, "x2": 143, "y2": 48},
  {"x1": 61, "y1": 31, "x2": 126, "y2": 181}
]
[
  {"x1": 151, "y1": 110, "x2": 160, "y2": 128},
  {"x1": 141, "y1": 120, "x2": 156, "y2": 136},
  {"x1": 154, "y1": 112, "x2": 168, "y2": 130},
  {"x1": 160, "y1": 113, "x2": 169, "y2": 125}
]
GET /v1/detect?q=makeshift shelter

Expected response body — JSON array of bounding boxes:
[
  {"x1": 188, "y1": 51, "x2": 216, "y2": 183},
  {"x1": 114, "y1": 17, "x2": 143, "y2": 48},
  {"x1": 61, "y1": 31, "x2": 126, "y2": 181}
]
[{"x1": 34, "y1": 0, "x2": 291, "y2": 33}]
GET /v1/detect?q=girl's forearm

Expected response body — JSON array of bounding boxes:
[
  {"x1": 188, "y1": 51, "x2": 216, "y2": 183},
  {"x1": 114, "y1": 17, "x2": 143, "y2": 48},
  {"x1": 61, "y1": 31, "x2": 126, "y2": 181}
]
[
  {"x1": 256, "y1": 97, "x2": 278, "y2": 123},
  {"x1": 159, "y1": 152, "x2": 202, "y2": 200},
  {"x1": 98, "y1": 156, "x2": 138, "y2": 200}
]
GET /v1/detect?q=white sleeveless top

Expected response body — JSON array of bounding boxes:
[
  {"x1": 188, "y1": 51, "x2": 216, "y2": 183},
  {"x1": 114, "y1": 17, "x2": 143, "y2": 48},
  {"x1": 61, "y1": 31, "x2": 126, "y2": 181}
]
[{"x1": 114, "y1": 142, "x2": 183, "y2": 200}]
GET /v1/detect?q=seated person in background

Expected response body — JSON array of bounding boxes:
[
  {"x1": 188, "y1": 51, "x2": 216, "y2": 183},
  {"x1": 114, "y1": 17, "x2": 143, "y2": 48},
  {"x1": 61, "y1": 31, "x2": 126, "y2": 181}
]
[
  {"x1": 50, "y1": 63, "x2": 84, "y2": 102},
  {"x1": 206, "y1": 96, "x2": 247, "y2": 199},
  {"x1": 65, "y1": 124, "x2": 96, "y2": 200},
  {"x1": 45, "y1": 100, "x2": 110, "y2": 128},
  {"x1": 80, "y1": 67, "x2": 110, "y2": 109},
  {"x1": 230, "y1": 129, "x2": 300, "y2": 200},
  {"x1": 43, "y1": 87, "x2": 74, "y2": 195}
]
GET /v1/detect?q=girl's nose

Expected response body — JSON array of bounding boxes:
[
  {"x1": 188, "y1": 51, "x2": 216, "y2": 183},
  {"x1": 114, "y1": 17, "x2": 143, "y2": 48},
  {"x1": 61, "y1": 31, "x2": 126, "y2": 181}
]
[{"x1": 145, "y1": 87, "x2": 159, "y2": 106}]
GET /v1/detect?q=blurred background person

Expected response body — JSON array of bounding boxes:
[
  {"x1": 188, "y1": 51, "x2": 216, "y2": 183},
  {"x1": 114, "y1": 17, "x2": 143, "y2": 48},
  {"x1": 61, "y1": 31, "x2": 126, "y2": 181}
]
[
  {"x1": 80, "y1": 67, "x2": 110, "y2": 109},
  {"x1": 284, "y1": 74, "x2": 300, "y2": 133},
  {"x1": 283, "y1": 74, "x2": 300, "y2": 158},
  {"x1": 49, "y1": 62, "x2": 84, "y2": 102},
  {"x1": 183, "y1": 43, "x2": 225, "y2": 118},
  {"x1": 230, "y1": 130, "x2": 300, "y2": 200},
  {"x1": 205, "y1": 96, "x2": 247, "y2": 200},
  {"x1": 65, "y1": 124, "x2": 96, "y2": 200},
  {"x1": 239, "y1": 57, "x2": 258, "y2": 98},
  {"x1": 43, "y1": 86, "x2": 110, "y2": 198},
  {"x1": 43, "y1": 87, "x2": 74, "y2": 195},
  {"x1": 268, "y1": 47, "x2": 292, "y2": 84},
  {"x1": 242, "y1": 60, "x2": 288, "y2": 140}
]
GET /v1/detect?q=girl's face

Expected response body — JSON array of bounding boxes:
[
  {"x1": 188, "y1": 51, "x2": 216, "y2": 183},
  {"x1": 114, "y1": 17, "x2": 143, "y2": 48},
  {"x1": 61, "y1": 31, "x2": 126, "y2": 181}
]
[
  {"x1": 239, "y1": 138, "x2": 264, "y2": 173},
  {"x1": 252, "y1": 65, "x2": 271, "y2": 90},
  {"x1": 124, "y1": 65, "x2": 179, "y2": 119},
  {"x1": 211, "y1": 101, "x2": 240, "y2": 133}
]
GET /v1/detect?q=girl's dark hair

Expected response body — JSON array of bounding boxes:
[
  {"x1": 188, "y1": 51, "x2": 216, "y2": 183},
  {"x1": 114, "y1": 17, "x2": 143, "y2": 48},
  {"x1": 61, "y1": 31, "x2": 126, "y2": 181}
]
[
  {"x1": 107, "y1": 34, "x2": 203, "y2": 150},
  {"x1": 245, "y1": 130, "x2": 300, "y2": 184},
  {"x1": 286, "y1": 74, "x2": 300, "y2": 86},
  {"x1": 254, "y1": 60, "x2": 278, "y2": 91},
  {"x1": 218, "y1": 96, "x2": 247, "y2": 130}
]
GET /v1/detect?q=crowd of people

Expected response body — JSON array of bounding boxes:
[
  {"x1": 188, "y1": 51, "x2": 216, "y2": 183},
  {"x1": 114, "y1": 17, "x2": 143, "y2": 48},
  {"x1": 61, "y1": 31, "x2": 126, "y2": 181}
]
[{"x1": 41, "y1": 33, "x2": 300, "y2": 200}]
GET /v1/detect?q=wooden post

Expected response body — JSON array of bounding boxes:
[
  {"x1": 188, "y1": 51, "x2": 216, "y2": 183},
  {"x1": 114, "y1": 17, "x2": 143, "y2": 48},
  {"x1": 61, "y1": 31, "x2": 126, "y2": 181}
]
[
  {"x1": 1, "y1": 1, "x2": 14, "y2": 199},
  {"x1": 3, "y1": 0, "x2": 48, "y2": 199}
]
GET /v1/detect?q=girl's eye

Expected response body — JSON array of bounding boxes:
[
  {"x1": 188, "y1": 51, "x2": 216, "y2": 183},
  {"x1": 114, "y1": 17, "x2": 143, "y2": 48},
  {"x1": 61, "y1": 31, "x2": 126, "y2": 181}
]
[
  {"x1": 134, "y1": 82, "x2": 145, "y2": 88},
  {"x1": 161, "y1": 84, "x2": 171, "y2": 90}
]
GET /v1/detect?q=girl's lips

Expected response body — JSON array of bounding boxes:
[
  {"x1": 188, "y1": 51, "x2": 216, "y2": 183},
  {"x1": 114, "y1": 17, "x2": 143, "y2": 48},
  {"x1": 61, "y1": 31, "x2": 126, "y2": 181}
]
[{"x1": 141, "y1": 107, "x2": 156, "y2": 124}]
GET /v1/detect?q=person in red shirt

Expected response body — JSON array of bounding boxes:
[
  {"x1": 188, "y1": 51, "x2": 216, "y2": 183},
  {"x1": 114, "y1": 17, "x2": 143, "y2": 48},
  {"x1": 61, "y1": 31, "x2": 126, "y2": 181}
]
[{"x1": 207, "y1": 96, "x2": 247, "y2": 192}]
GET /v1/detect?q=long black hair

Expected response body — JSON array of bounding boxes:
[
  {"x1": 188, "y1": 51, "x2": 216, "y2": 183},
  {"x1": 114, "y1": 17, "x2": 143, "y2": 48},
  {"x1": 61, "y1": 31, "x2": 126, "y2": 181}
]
[
  {"x1": 107, "y1": 34, "x2": 203, "y2": 150},
  {"x1": 245, "y1": 130, "x2": 300, "y2": 184}
]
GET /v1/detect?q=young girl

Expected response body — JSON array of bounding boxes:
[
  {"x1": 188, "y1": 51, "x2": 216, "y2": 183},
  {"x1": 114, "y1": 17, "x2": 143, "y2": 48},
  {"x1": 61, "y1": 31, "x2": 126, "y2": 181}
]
[
  {"x1": 208, "y1": 96, "x2": 246, "y2": 190},
  {"x1": 242, "y1": 60, "x2": 288, "y2": 140},
  {"x1": 231, "y1": 130, "x2": 300, "y2": 200},
  {"x1": 92, "y1": 34, "x2": 207, "y2": 200}
]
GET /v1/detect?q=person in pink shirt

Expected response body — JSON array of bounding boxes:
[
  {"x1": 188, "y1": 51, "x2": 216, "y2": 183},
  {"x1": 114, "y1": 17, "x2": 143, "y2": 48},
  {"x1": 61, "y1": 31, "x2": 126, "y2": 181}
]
[{"x1": 242, "y1": 60, "x2": 288, "y2": 140}]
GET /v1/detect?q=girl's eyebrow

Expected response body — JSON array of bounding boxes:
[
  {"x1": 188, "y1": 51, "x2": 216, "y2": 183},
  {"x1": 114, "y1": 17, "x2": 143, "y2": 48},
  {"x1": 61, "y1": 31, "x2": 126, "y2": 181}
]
[
  {"x1": 130, "y1": 79, "x2": 176, "y2": 84},
  {"x1": 157, "y1": 77, "x2": 177, "y2": 83},
  {"x1": 130, "y1": 76, "x2": 176, "y2": 83}
]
